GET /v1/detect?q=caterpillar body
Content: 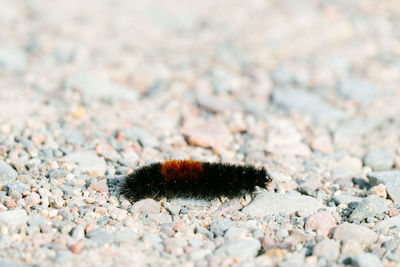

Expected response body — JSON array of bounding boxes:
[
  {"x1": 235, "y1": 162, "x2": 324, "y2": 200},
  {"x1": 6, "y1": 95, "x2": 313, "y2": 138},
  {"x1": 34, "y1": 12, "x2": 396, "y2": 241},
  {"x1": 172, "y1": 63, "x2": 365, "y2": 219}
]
[{"x1": 121, "y1": 160, "x2": 272, "y2": 201}]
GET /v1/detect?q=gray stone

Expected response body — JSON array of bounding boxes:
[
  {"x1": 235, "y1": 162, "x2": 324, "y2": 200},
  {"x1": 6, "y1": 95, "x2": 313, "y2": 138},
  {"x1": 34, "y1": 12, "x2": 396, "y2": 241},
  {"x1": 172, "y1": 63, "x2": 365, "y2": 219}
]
[
  {"x1": 333, "y1": 119, "x2": 381, "y2": 146},
  {"x1": 0, "y1": 161, "x2": 18, "y2": 184},
  {"x1": 25, "y1": 192, "x2": 41, "y2": 207},
  {"x1": 188, "y1": 238, "x2": 203, "y2": 248},
  {"x1": 163, "y1": 238, "x2": 187, "y2": 254},
  {"x1": 331, "y1": 167, "x2": 362, "y2": 180},
  {"x1": 211, "y1": 67, "x2": 241, "y2": 94},
  {"x1": 213, "y1": 199, "x2": 242, "y2": 216},
  {"x1": 166, "y1": 205, "x2": 181, "y2": 215},
  {"x1": 141, "y1": 233, "x2": 162, "y2": 246},
  {"x1": 349, "y1": 195, "x2": 389, "y2": 222},
  {"x1": 130, "y1": 199, "x2": 161, "y2": 214},
  {"x1": 252, "y1": 229, "x2": 264, "y2": 239},
  {"x1": 271, "y1": 67, "x2": 294, "y2": 85},
  {"x1": 333, "y1": 222, "x2": 378, "y2": 247},
  {"x1": 215, "y1": 239, "x2": 261, "y2": 259},
  {"x1": 26, "y1": 225, "x2": 40, "y2": 236},
  {"x1": 53, "y1": 49, "x2": 74, "y2": 63},
  {"x1": 224, "y1": 227, "x2": 247, "y2": 239},
  {"x1": 71, "y1": 225, "x2": 85, "y2": 240},
  {"x1": 179, "y1": 207, "x2": 189, "y2": 214},
  {"x1": 86, "y1": 229, "x2": 115, "y2": 244},
  {"x1": 63, "y1": 128, "x2": 85, "y2": 145},
  {"x1": 50, "y1": 196, "x2": 65, "y2": 209},
  {"x1": 338, "y1": 80, "x2": 378, "y2": 105},
  {"x1": 48, "y1": 169, "x2": 67, "y2": 180},
  {"x1": 113, "y1": 229, "x2": 137, "y2": 242},
  {"x1": 373, "y1": 215, "x2": 400, "y2": 232},
  {"x1": 0, "y1": 47, "x2": 27, "y2": 72},
  {"x1": 160, "y1": 225, "x2": 175, "y2": 237},
  {"x1": 64, "y1": 73, "x2": 137, "y2": 102},
  {"x1": 367, "y1": 171, "x2": 400, "y2": 203},
  {"x1": 363, "y1": 150, "x2": 395, "y2": 171},
  {"x1": 272, "y1": 87, "x2": 345, "y2": 124},
  {"x1": 210, "y1": 218, "x2": 234, "y2": 236},
  {"x1": 64, "y1": 151, "x2": 107, "y2": 176},
  {"x1": 53, "y1": 251, "x2": 73, "y2": 264},
  {"x1": 352, "y1": 252, "x2": 383, "y2": 267},
  {"x1": 148, "y1": 213, "x2": 172, "y2": 224},
  {"x1": 197, "y1": 95, "x2": 242, "y2": 113},
  {"x1": 27, "y1": 215, "x2": 48, "y2": 227},
  {"x1": 0, "y1": 258, "x2": 17, "y2": 267},
  {"x1": 244, "y1": 220, "x2": 258, "y2": 230},
  {"x1": 171, "y1": 198, "x2": 209, "y2": 207},
  {"x1": 118, "y1": 151, "x2": 139, "y2": 167},
  {"x1": 275, "y1": 228, "x2": 290, "y2": 239},
  {"x1": 242, "y1": 192, "x2": 324, "y2": 216},
  {"x1": 101, "y1": 150, "x2": 121, "y2": 161},
  {"x1": 269, "y1": 171, "x2": 293, "y2": 184},
  {"x1": 313, "y1": 238, "x2": 340, "y2": 261},
  {"x1": 5, "y1": 181, "x2": 30, "y2": 194},
  {"x1": 280, "y1": 253, "x2": 305, "y2": 267},
  {"x1": 188, "y1": 250, "x2": 208, "y2": 261},
  {"x1": 333, "y1": 194, "x2": 362, "y2": 205},
  {"x1": 124, "y1": 126, "x2": 158, "y2": 148},
  {"x1": 0, "y1": 209, "x2": 28, "y2": 225}
]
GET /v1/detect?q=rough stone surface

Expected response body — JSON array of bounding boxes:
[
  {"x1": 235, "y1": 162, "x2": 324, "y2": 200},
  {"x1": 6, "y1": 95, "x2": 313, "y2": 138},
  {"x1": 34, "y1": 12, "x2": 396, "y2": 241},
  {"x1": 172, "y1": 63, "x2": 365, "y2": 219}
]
[
  {"x1": 363, "y1": 150, "x2": 395, "y2": 171},
  {"x1": 213, "y1": 199, "x2": 242, "y2": 216},
  {"x1": 0, "y1": 258, "x2": 17, "y2": 267},
  {"x1": 0, "y1": 209, "x2": 29, "y2": 225},
  {"x1": 331, "y1": 167, "x2": 362, "y2": 180},
  {"x1": 373, "y1": 215, "x2": 400, "y2": 232},
  {"x1": 0, "y1": 48, "x2": 27, "y2": 72},
  {"x1": 181, "y1": 119, "x2": 233, "y2": 149},
  {"x1": 215, "y1": 239, "x2": 261, "y2": 259},
  {"x1": 224, "y1": 227, "x2": 247, "y2": 239},
  {"x1": 0, "y1": 161, "x2": 18, "y2": 183},
  {"x1": 210, "y1": 218, "x2": 234, "y2": 236},
  {"x1": 25, "y1": 192, "x2": 41, "y2": 207},
  {"x1": 124, "y1": 126, "x2": 159, "y2": 148},
  {"x1": 333, "y1": 194, "x2": 362, "y2": 205},
  {"x1": 242, "y1": 192, "x2": 324, "y2": 216},
  {"x1": 367, "y1": 171, "x2": 400, "y2": 203},
  {"x1": 352, "y1": 252, "x2": 383, "y2": 267},
  {"x1": 64, "y1": 73, "x2": 138, "y2": 102},
  {"x1": 333, "y1": 222, "x2": 378, "y2": 247},
  {"x1": 305, "y1": 211, "x2": 336, "y2": 236},
  {"x1": 312, "y1": 239, "x2": 340, "y2": 261},
  {"x1": 349, "y1": 195, "x2": 389, "y2": 222},
  {"x1": 272, "y1": 87, "x2": 345, "y2": 124},
  {"x1": 171, "y1": 199, "x2": 209, "y2": 207},
  {"x1": 197, "y1": 95, "x2": 242, "y2": 113},
  {"x1": 338, "y1": 80, "x2": 378, "y2": 106},
  {"x1": 86, "y1": 229, "x2": 115, "y2": 244},
  {"x1": 367, "y1": 184, "x2": 387, "y2": 199},
  {"x1": 89, "y1": 180, "x2": 109, "y2": 194},
  {"x1": 130, "y1": 199, "x2": 161, "y2": 214},
  {"x1": 64, "y1": 151, "x2": 107, "y2": 177}
]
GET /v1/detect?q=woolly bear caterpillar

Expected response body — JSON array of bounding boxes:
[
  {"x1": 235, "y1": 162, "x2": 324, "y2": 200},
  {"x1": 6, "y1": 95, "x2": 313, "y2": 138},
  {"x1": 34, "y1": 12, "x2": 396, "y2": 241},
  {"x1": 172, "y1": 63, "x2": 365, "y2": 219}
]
[{"x1": 121, "y1": 160, "x2": 271, "y2": 201}]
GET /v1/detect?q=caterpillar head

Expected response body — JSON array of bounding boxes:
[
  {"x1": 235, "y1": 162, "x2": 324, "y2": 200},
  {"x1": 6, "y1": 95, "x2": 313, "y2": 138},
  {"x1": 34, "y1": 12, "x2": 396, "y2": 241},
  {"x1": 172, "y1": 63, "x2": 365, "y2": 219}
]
[{"x1": 256, "y1": 168, "x2": 272, "y2": 189}]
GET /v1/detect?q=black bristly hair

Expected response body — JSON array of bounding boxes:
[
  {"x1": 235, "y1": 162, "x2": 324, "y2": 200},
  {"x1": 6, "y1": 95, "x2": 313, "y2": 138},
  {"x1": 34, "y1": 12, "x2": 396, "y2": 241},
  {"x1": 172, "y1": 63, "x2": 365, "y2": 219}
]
[{"x1": 121, "y1": 160, "x2": 272, "y2": 202}]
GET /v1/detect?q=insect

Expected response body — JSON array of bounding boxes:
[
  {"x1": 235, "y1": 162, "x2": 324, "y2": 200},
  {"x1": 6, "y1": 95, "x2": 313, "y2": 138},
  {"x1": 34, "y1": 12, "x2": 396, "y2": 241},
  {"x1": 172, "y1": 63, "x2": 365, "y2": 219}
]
[{"x1": 121, "y1": 160, "x2": 272, "y2": 201}]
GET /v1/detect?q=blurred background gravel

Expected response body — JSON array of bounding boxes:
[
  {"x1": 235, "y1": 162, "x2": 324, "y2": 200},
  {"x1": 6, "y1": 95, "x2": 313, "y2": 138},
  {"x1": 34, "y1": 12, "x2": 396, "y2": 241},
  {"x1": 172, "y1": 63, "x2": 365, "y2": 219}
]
[{"x1": 0, "y1": 0, "x2": 400, "y2": 266}]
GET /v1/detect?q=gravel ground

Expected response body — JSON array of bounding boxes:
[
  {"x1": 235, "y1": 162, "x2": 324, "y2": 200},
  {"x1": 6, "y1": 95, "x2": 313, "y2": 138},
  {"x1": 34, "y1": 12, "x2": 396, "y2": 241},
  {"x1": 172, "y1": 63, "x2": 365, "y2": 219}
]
[{"x1": 1, "y1": 0, "x2": 400, "y2": 266}]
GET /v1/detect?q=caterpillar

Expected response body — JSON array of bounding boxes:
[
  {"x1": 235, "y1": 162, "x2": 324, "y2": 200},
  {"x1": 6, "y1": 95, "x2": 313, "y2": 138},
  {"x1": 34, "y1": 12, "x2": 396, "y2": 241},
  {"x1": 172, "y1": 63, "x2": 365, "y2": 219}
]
[{"x1": 121, "y1": 160, "x2": 272, "y2": 201}]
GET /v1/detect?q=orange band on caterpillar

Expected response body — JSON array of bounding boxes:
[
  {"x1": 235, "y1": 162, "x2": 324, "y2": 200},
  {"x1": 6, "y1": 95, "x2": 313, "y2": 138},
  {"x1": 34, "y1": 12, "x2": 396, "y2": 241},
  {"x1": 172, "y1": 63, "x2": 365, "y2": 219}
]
[
  {"x1": 161, "y1": 160, "x2": 203, "y2": 182},
  {"x1": 121, "y1": 160, "x2": 272, "y2": 201}
]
